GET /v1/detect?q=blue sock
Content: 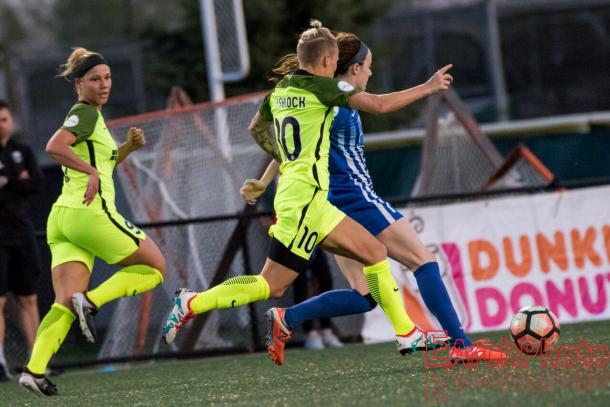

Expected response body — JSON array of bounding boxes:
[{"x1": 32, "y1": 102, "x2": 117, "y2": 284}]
[
  {"x1": 414, "y1": 262, "x2": 472, "y2": 348},
  {"x1": 284, "y1": 289, "x2": 375, "y2": 329}
]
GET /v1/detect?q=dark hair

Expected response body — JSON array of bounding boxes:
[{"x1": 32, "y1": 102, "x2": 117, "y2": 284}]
[
  {"x1": 0, "y1": 99, "x2": 9, "y2": 110},
  {"x1": 335, "y1": 32, "x2": 363, "y2": 75},
  {"x1": 268, "y1": 53, "x2": 300, "y2": 84}
]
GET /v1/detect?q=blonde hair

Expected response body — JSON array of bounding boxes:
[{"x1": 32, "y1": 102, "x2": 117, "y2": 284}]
[
  {"x1": 296, "y1": 19, "x2": 337, "y2": 67},
  {"x1": 58, "y1": 47, "x2": 104, "y2": 81}
]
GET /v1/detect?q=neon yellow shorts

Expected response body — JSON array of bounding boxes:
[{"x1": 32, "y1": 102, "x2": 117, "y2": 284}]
[
  {"x1": 47, "y1": 205, "x2": 146, "y2": 271},
  {"x1": 269, "y1": 179, "x2": 345, "y2": 261}
]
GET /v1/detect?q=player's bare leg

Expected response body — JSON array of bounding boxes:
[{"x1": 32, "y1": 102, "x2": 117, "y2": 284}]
[
  {"x1": 74, "y1": 238, "x2": 166, "y2": 343},
  {"x1": 378, "y1": 217, "x2": 506, "y2": 360},
  {"x1": 333, "y1": 255, "x2": 369, "y2": 294},
  {"x1": 323, "y1": 217, "x2": 439, "y2": 354},
  {"x1": 377, "y1": 217, "x2": 434, "y2": 271},
  {"x1": 266, "y1": 217, "x2": 388, "y2": 365},
  {"x1": 164, "y1": 259, "x2": 296, "y2": 346}
]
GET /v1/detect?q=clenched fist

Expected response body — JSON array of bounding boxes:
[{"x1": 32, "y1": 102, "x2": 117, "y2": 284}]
[
  {"x1": 126, "y1": 127, "x2": 146, "y2": 150},
  {"x1": 240, "y1": 179, "x2": 267, "y2": 205}
]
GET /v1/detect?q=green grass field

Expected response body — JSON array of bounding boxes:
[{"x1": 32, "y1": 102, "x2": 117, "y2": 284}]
[{"x1": 3, "y1": 320, "x2": 609, "y2": 406}]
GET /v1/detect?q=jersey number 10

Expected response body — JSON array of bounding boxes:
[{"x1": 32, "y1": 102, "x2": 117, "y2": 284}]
[
  {"x1": 297, "y1": 225, "x2": 318, "y2": 254},
  {"x1": 275, "y1": 116, "x2": 302, "y2": 161}
]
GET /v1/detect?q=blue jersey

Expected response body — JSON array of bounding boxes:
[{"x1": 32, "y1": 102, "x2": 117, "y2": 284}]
[
  {"x1": 328, "y1": 107, "x2": 402, "y2": 236},
  {"x1": 328, "y1": 107, "x2": 370, "y2": 192}
]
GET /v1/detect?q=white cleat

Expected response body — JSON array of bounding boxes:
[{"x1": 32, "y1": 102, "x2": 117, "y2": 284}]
[
  {"x1": 72, "y1": 292, "x2": 98, "y2": 343},
  {"x1": 396, "y1": 328, "x2": 449, "y2": 355},
  {"x1": 19, "y1": 370, "x2": 58, "y2": 396},
  {"x1": 163, "y1": 288, "x2": 197, "y2": 345}
]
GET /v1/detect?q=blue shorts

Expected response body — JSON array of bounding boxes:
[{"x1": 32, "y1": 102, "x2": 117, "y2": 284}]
[{"x1": 328, "y1": 186, "x2": 403, "y2": 237}]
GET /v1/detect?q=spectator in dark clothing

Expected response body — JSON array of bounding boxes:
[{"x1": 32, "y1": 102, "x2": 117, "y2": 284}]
[{"x1": 0, "y1": 100, "x2": 43, "y2": 381}]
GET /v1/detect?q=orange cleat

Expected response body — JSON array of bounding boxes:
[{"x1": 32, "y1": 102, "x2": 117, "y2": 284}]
[
  {"x1": 450, "y1": 339, "x2": 508, "y2": 364},
  {"x1": 265, "y1": 307, "x2": 293, "y2": 366}
]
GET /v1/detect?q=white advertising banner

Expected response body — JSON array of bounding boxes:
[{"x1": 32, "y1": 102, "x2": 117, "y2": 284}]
[{"x1": 362, "y1": 185, "x2": 610, "y2": 343}]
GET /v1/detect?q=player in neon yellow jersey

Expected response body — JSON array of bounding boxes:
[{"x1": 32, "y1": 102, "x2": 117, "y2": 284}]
[
  {"x1": 244, "y1": 33, "x2": 507, "y2": 365},
  {"x1": 163, "y1": 20, "x2": 452, "y2": 365},
  {"x1": 19, "y1": 48, "x2": 165, "y2": 396}
]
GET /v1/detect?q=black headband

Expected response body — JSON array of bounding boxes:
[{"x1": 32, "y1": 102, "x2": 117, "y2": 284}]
[
  {"x1": 345, "y1": 41, "x2": 369, "y2": 68},
  {"x1": 67, "y1": 54, "x2": 107, "y2": 81}
]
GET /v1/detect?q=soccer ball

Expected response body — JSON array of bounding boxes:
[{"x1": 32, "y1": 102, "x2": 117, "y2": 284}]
[{"x1": 509, "y1": 305, "x2": 560, "y2": 355}]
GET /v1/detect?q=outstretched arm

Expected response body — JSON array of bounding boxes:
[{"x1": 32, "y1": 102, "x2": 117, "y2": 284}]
[
  {"x1": 348, "y1": 64, "x2": 454, "y2": 114},
  {"x1": 248, "y1": 112, "x2": 281, "y2": 162},
  {"x1": 240, "y1": 159, "x2": 280, "y2": 205}
]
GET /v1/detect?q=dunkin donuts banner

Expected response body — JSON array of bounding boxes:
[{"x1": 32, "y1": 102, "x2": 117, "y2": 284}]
[{"x1": 361, "y1": 185, "x2": 610, "y2": 342}]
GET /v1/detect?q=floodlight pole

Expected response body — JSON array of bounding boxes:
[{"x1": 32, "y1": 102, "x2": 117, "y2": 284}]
[
  {"x1": 485, "y1": 0, "x2": 509, "y2": 121},
  {"x1": 200, "y1": 0, "x2": 225, "y2": 102},
  {"x1": 199, "y1": 0, "x2": 250, "y2": 100},
  {"x1": 223, "y1": 0, "x2": 250, "y2": 82},
  {"x1": 199, "y1": 0, "x2": 251, "y2": 215}
]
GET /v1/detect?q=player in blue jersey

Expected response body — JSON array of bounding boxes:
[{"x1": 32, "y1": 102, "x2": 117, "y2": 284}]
[
  {"x1": 241, "y1": 32, "x2": 507, "y2": 364},
  {"x1": 163, "y1": 21, "x2": 454, "y2": 366}
]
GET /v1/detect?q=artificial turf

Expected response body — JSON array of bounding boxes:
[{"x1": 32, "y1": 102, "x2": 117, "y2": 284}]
[{"x1": 3, "y1": 320, "x2": 609, "y2": 406}]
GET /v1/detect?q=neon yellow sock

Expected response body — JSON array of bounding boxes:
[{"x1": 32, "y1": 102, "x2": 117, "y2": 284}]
[
  {"x1": 364, "y1": 259, "x2": 415, "y2": 336},
  {"x1": 87, "y1": 265, "x2": 163, "y2": 308},
  {"x1": 190, "y1": 275, "x2": 270, "y2": 314},
  {"x1": 27, "y1": 303, "x2": 75, "y2": 375}
]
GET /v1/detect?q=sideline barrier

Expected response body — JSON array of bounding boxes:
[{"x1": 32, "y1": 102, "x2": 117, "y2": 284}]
[{"x1": 362, "y1": 184, "x2": 610, "y2": 343}]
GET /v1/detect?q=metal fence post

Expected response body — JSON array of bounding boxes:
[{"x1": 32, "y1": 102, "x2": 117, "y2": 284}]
[{"x1": 239, "y1": 214, "x2": 261, "y2": 350}]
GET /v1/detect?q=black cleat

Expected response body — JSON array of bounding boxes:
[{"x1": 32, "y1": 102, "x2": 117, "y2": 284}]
[
  {"x1": 19, "y1": 368, "x2": 58, "y2": 396},
  {"x1": 72, "y1": 292, "x2": 98, "y2": 343}
]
